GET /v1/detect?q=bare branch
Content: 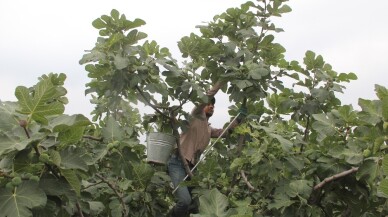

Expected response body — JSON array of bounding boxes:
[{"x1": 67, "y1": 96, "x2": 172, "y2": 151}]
[
  {"x1": 76, "y1": 202, "x2": 85, "y2": 217},
  {"x1": 240, "y1": 170, "x2": 256, "y2": 192},
  {"x1": 313, "y1": 167, "x2": 359, "y2": 190}
]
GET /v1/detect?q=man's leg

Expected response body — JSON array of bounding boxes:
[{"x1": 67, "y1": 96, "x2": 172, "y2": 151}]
[{"x1": 167, "y1": 155, "x2": 192, "y2": 217}]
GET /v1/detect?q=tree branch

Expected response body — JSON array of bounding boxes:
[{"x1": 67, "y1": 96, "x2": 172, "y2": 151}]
[
  {"x1": 172, "y1": 90, "x2": 193, "y2": 113},
  {"x1": 95, "y1": 174, "x2": 128, "y2": 217},
  {"x1": 83, "y1": 135, "x2": 103, "y2": 142},
  {"x1": 240, "y1": 170, "x2": 256, "y2": 192},
  {"x1": 135, "y1": 86, "x2": 170, "y2": 120},
  {"x1": 76, "y1": 202, "x2": 85, "y2": 217},
  {"x1": 230, "y1": 131, "x2": 246, "y2": 193},
  {"x1": 301, "y1": 115, "x2": 310, "y2": 153},
  {"x1": 313, "y1": 167, "x2": 359, "y2": 190},
  {"x1": 82, "y1": 181, "x2": 104, "y2": 190}
]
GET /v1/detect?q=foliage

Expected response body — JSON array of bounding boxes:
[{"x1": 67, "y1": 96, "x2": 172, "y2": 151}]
[{"x1": 1, "y1": 1, "x2": 388, "y2": 217}]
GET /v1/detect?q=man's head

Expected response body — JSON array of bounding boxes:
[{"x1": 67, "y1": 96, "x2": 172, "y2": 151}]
[{"x1": 204, "y1": 98, "x2": 215, "y2": 118}]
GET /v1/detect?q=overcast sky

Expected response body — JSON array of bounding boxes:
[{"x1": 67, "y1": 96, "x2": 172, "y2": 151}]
[{"x1": 1, "y1": 0, "x2": 387, "y2": 129}]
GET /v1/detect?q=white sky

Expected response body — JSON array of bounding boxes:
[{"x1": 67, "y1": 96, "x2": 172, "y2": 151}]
[{"x1": 1, "y1": 0, "x2": 387, "y2": 129}]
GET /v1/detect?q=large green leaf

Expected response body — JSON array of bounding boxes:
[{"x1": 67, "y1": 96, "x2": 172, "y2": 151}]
[
  {"x1": 110, "y1": 146, "x2": 142, "y2": 178},
  {"x1": 60, "y1": 148, "x2": 88, "y2": 171},
  {"x1": 39, "y1": 176, "x2": 72, "y2": 196},
  {"x1": 0, "y1": 181, "x2": 47, "y2": 217},
  {"x1": 15, "y1": 73, "x2": 67, "y2": 124},
  {"x1": 267, "y1": 193, "x2": 295, "y2": 210},
  {"x1": 51, "y1": 114, "x2": 91, "y2": 132},
  {"x1": 102, "y1": 116, "x2": 125, "y2": 141},
  {"x1": 230, "y1": 198, "x2": 253, "y2": 217},
  {"x1": 357, "y1": 159, "x2": 379, "y2": 185},
  {"x1": 303, "y1": 50, "x2": 324, "y2": 70},
  {"x1": 60, "y1": 168, "x2": 81, "y2": 196},
  {"x1": 312, "y1": 113, "x2": 337, "y2": 141},
  {"x1": 129, "y1": 162, "x2": 154, "y2": 189},
  {"x1": 0, "y1": 132, "x2": 42, "y2": 157},
  {"x1": 194, "y1": 188, "x2": 237, "y2": 217},
  {"x1": 50, "y1": 114, "x2": 91, "y2": 147},
  {"x1": 0, "y1": 101, "x2": 19, "y2": 131},
  {"x1": 358, "y1": 99, "x2": 382, "y2": 125},
  {"x1": 375, "y1": 84, "x2": 388, "y2": 100},
  {"x1": 178, "y1": 34, "x2": 198, "y2": 58},
  {"x1": 287, "y1": 180, "x2": 312, "y2": 198}
]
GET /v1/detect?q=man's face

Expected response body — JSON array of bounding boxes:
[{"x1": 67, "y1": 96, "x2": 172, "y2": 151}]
[{"x1": 204, "y1": 103, "x2": 214, "y2": 118}]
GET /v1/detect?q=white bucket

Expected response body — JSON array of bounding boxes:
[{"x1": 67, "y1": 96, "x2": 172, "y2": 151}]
[{"x1": 146, "y1": 132, "x2": 176, "y2": 165}]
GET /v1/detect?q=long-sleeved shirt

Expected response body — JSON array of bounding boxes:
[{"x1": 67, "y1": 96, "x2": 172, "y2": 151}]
[{"x1": 179, "y1": 81, "x2": 237, "y2": 164}]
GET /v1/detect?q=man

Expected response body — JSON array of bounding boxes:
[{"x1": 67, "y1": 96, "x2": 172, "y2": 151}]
[{"x1": 167, "y1": 82, "x2": 243, "y2": 216}]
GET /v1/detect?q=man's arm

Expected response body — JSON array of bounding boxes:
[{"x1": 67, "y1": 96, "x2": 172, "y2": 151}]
[
  {"x1": 192, "y1": 80, "x2": 225, "y2": 115},
  {"x1": 210, "y1": 118, "x2": 239, "y2": 138}
]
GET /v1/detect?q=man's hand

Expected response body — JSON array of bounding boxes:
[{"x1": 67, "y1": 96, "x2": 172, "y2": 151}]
[{"x1": 237, "y1": 106, "x2": 248, "y2": 123}]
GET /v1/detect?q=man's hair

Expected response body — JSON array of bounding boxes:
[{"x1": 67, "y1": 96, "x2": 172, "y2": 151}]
[{"x1": 210, "y1": 97, "x2": 216, "y2": 105}]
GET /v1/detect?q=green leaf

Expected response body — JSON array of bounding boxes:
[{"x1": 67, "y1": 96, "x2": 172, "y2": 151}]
[
  {"x1": 382, "y1": 155, "x2": 388, "y2": 176},
  {"x1": 278, "y1": 4, "x2": 292, "y2": 13},
  {"x1": 127, "y1": 29, "x2": 147, "y2": 43},
  {"x1": 32, "y1": 199, "x2": 58, "y2": 217},
  {"x1": 230, "y1": 157, "x2": 245, "y2": 171},
  {"x1": 92, "y1": 18, "x2": 106, "y2": 29},
  {"x1": 88, "y1": 201, "x2": 105, "y2": 215},
  {"x1": 232, "y1": 80, "x2": 253, "y2": 89},
  {"x1": 375, "y1": 84, "x2": 388, "y2": 100},
  {"x1": 129, "y1": 18, "x2": 146, "y2": 29},
  {"x1": 110, "y1": 147, "x2": 141, "y2": 178},
  {"x1": 110, "y1": 9, "x2": 119, "y2": 20},
  {"x1": 338, "y1": 72, "x2": 358, "y2": 82},
  {"x1": 287, "y1": 180, "x2": 313, "y2": 198},
  {"x1": 102, "y1": 116, "x2": 125, "y2": 141},
  {"x1": 303, "y1": 50, "x2": 324, "y2": 70},
  {"x1": 377, "y1": 179, "x2": 388, "y2": 198},
  {"x1": 0, "y1": 101, "x2": 18, "y2": 131},
  {"x1": 51, "y1": 114, "x2": 90, "y2": 146},
  {"x1": 230, "y1": 198, "x2": 253, "y2": 216},
  {"x1": 0, "y1": 132, "x2": 42, "y2": 157},
  {"x1": 60, "y1": 148, "x2": 88, "y2": 171},
  {"x1": 109, "y1": 199, "x2": 124, "y2": 217},
  {"x1": 357, "y1": 159, "x2": 379, "y2": 184},
  {"x1": 382, "y1": 97, "x2": 388, "y2": 121},
  {"x1": 39, "y1": 176, "x2": 73, "y2": 197},
  {"x1": 247, "y1": 62, "x2": 269, "y2": 80},
  {"x1": 58, "y1": 126, "x2": 86, "y2": 146},
  {"x1": 196, "y1": 188, "x2": 237, "y2": 217},
  {"x1": 312, "y1": 113, "x2": 337, "y2": 141},
  {"x1": 60, "y1": 168, "x2": 81, "y2": 196},
  {"x1": 48, "y1": 149, "x2": 61, "y2": 167},
  {"x1": 129, "y1": 162, "x2": 154, "y2": 189},
  {"x1": 358, "y1": 99, "x2": 382, "y2": 125},
  {"x1": 286, "y1": 157, "x2": 304, "y2": 171},
  {"x1": 114, "y1": 54, "x2": 129, "y2": 70},
  {"x1": 269, "y1": 133, "x2": 293, "y2": 152},
  {"x1": 268, "y1": 193, "x2": 295, "y2": 210},
  {"x1": 15, "y1": 73, "x2": 67, "y2": 124},
  {"x1": 0, "y1": 181, "x2": 47, "y2": 217},
  {"x1": 177, "y1": 34, "x2": 201, "y2": 58}
]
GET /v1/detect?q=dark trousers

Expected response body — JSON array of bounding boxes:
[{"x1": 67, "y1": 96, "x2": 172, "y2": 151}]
[{"x1": 167, "y1": 154, "x2": 198, "y2": 216}]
